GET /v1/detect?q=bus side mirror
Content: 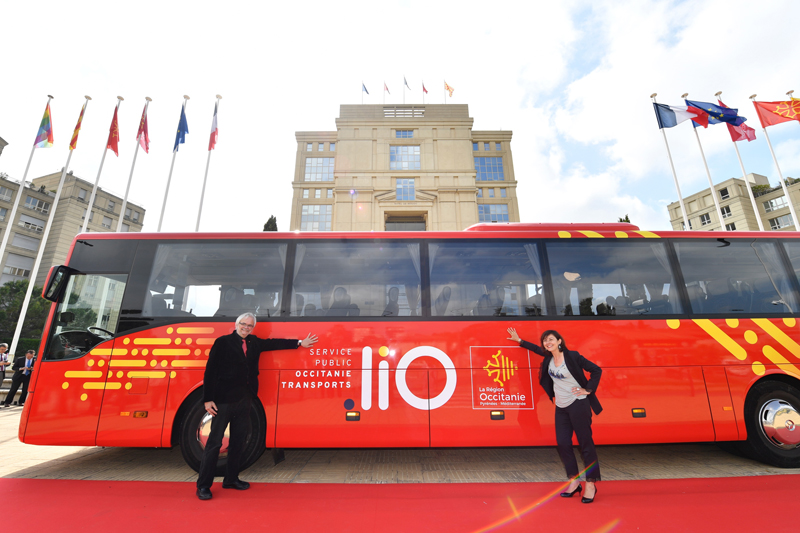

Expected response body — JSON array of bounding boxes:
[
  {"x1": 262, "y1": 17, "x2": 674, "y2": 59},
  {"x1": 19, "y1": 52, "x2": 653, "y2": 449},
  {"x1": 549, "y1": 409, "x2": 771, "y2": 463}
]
[{"x1": 43, "y1": 265, "x2": 78, "y2": 302}]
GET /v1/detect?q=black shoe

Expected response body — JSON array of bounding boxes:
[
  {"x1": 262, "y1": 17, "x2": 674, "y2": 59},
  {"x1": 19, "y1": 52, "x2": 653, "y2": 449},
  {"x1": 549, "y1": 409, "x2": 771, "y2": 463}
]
[
  {"x1": 222, "y1": 480, "x2": 250, "y2": 490},
  {"x1": 560, "y1": 484, "x2": 582, "y2": 498},
  {"x1": 12, "y1": 401, "x2": 18, "y2": 406},
  {"x1": 581, "y1": 487, "x2": 597, "y2": 503},
  {"x1": 196, "y1": 488, "x2": 212, "y2": 500}
]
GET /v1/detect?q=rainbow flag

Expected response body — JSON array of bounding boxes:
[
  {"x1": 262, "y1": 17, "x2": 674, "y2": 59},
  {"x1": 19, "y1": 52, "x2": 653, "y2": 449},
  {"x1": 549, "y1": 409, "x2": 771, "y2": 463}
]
[
  {"x1": 69, "y1": 103, "x2": 86, "y2": 150},
  {"x1": 34, "y1": 103, "x2": 54, "y2": 148}
]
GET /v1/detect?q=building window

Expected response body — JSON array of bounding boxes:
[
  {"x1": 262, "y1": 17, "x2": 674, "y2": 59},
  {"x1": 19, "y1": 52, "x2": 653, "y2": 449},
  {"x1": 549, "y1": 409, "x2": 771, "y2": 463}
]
[
  {"x1": 475, "y1": 157, "x2": 505, "y2": 181},
  {"x1": 484, "y1": 142, "x2": 490, "y2": 151},
  {"x1": 315, "y1": 189, "x2": 321, "y2": 199},
  {"x1": 396, "y1": 130, "x2": 413, "y2": 138},
  {"x1": 125, "y1": 208, "x2": 132, "y2": 219},
  {"x1": 300, "y1": 205, "x2": 332, "y2": 231},
  {"x1": 764, "y1": 196, "x2": 788, "y2": 213},
  {"x1": 24, "y1": 196, "x2": 50, "y2": 214},
  {"x1": 121, "y1": 223, "x2": 130, "y2": 232},
  {"x1": 18, "y1": 214, "x2": 45, "y2": 233},
  {"x1": 488, "y1": 188, "x2": 495, "y2": 198},
  {"x1": 477, "y1": 188, "x2": 483, "y2": 198},
  {"x1": 304, "y1": 158, "x2": 335, "y2": 181},
  {"x1": 478, "y1": 204, "x2": 509, "y2": 222},
  {"x1": 700, "y1": 213, "x2": 711, "y2": 226},
  {"x1": 770, "y1": 214, "x2": 794, "y2": 230},
  {"x1": 108, "y1": 200, "x2": 115, "y2": 210},
  {"x1": 397, "y1": 179, "x2": 415, "y2": 201},
  {"x1": 0, "y1": 186, "x2": 12, "y2": 202},
  {"x1": 389, "y1": 146, "x2": 421, "y2": 170},
  {"x1": 720, "y1": 206, "x2": 732, "y2": 219},
  {"x1": 500, "y1": 188, "x2": 507, "y2": 198},
  {"x1": 318, "y1": 143, "x2": 324, "y2": 151},
  {"x1": 3, "y1": 266, "x2": 30, "y2": 278},
  {"x1": 306, "y1": 143, "x2": 312, "y2": 151},
  {"x1": 681, "y1": 220, "x2": 694, "y2": 230},
  {"x1": 495, "y1": 142, "x2": 502, "y2": 151},
  {"x1": 302, "y1": 190, "x2": 309, "y2": 199},
  {"x1": 132, "y1": 211, "x2": 140, "y2": 222},
  {"x1": 78, "y1": 188, "x2": 87, "y2": 201},
  {"x1": 473, "y1": 142, "x2": 478, "y2": 151},
  {"x1": 102, "y1": 216, "x2": 112, "y2": 228},
  {"x1": 330, "y1": 142, "x2": 335, "y2": 151},
  {"x1": 719, "y1": 187, "x2": 729, "y2": 200},
  {"x1": 12, "y1": 234, "x2": 40, "y2": 251},
  {"x1": 725, "y1": 222, "x2": 737, "y2": 231},
  {"x1": 0, "y1": 207, "x2": 7, "y2": 222},
  {"x1": 327, "y1": 189, "x2": 333, "y2": 198}
]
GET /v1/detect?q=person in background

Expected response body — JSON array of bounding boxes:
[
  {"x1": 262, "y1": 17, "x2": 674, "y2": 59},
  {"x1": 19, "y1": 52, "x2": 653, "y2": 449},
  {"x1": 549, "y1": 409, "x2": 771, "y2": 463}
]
[
  {"x1": 0, "y1": 344, "x2": 9, "y2": 385},
  {"x1": 2, "y1": 350, "x2": 35, "y2": 408},
  {"x1": 506, "y1": 327, "x2": 602, "y2": 503}
]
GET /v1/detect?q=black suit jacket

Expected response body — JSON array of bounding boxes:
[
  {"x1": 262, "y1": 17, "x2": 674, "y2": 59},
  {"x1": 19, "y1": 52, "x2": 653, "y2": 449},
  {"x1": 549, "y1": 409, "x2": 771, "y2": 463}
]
[
  {"x1": 202, "y1": 331, "x2": 298, "y2": 404},
  {"x1": 11, "y1": 356, "x2": 34, "y2": 378},
  {"x1": 519, "y1": 340, "x2": 603, "y2": 415}
]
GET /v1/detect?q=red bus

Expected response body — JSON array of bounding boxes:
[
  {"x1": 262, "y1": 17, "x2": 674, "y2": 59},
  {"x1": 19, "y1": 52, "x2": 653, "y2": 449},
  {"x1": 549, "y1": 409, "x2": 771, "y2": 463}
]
[{"x1": 18, "y1": 223, "x2": 800, "y2": 472}]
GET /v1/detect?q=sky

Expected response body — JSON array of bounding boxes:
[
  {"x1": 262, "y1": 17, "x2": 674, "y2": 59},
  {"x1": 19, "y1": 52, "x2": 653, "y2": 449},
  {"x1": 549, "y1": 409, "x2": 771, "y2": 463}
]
[{"x1": 1, "y1": 0, "x2": 799, "y2": 233}]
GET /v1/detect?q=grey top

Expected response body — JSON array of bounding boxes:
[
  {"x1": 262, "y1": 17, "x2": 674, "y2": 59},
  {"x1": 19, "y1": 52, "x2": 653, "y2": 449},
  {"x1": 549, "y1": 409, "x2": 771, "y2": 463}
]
[{"x1": 548, "y1": 358, "x2": 585, "y2": 408}]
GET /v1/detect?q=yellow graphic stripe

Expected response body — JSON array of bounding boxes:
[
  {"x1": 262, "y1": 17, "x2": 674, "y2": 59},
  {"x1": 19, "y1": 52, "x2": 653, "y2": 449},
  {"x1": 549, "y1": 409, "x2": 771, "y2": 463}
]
[
  {"x1": 83, "y1": 382, "x2": 122, "y2": 390},
  {"x1": 133, "y1": 338, "x2": 171, "y2": 345},
  {"x1": 558, "y1": 231, "x2": 571, "y2": 238},
  {"x1": 111, "y1": 349, "x2": 128, "y2": 356},
  {"x1": 753, "y1": 318, "x2": 800, "y2": 360},
  {"x1": 634, "y1": 231, "x2": 660, "y2": 238},
  {"x1": 127, "y1": 371, "x2": 167, "y2": 378},
  {"x1": 196, "y1": 338, "x2": 216, "y2": 345},
  {"x1": 171, "y1": 360, "x2": 206, "y2": 368},
  {"x1": 152, "y1": 349, "x2": 191, "y2": 356},
  {"x1": 577, "y1": 230, "x2": 604, "y2": 238},
  {"x1": 109, "y1": 360, "x2": 147, "y2": 367},
  {"x1": 177, "y1": 327, "x2": 215, "y2": 334},
  {"x1": 90, "y1": 349, "x2": 112, "y2": 356},
  {"x1": 64, "y1": 371, "x2": 103, "y2": 378},
  {"x1": 762, "y1": 346, "x2": 800, "y2": 379},
  {"x1": 615, "y1": 231, "x2": 628, "y2": 238},
  {"x1": 692, "y1": 319, "x2": 747, "y2": 360}
]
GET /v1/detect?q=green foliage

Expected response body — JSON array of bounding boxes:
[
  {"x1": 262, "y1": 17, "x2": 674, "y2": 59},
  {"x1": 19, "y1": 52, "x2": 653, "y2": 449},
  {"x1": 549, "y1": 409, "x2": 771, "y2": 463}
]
[
  {"x1": 0, "y1": 280, "x2": 51, "y2": 350},
  {"x1": 751, "y1": 184, "x2": 771, "y2": 194},
  {"x1": 618, "y1": 214, "x2": 631, "y2": 223},
  {"x1": 263, "y1": 215, "x2": 278, "y2": 231}
]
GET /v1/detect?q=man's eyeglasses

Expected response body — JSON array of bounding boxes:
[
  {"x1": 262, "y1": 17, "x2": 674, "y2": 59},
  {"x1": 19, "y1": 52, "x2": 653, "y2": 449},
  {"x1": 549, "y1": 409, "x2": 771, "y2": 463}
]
[{"x1": 238, "y1": 322, "x2": 255, "y2": 329}]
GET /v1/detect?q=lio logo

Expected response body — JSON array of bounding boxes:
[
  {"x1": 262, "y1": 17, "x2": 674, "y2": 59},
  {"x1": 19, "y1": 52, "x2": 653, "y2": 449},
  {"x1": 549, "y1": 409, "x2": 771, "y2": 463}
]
[
  {"x1": 483, "y1": 350, "x2": 518, "y2": 387},
  {"x1": 361, "y1": 345, "x2": 457, "y2": 411}
]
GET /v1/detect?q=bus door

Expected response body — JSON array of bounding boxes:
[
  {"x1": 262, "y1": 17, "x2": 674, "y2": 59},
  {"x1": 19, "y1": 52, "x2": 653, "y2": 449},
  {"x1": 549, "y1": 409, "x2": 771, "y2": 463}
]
[{"x1": 22, "y1": 273, "x2": 127, "y2": 446}]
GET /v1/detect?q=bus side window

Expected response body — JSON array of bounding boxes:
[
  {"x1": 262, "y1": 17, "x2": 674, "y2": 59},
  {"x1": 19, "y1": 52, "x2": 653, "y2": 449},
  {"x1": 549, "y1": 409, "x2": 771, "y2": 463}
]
[
  {"x1": 544, "y1": 240, "x2": 683, "y2": 317},
  {"x1": 676, "y1": 239, "x2": 799, "y2": 314}
]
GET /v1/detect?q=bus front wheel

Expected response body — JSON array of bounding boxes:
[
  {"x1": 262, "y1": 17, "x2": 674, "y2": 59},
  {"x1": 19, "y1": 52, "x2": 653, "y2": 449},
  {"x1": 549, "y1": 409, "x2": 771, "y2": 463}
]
[
  {"x1": 742, "y1": 380, "x2": 800, "y2": 468},
  {"x1": 178, "y1": 397, "x2": 267, "y2": 476}
]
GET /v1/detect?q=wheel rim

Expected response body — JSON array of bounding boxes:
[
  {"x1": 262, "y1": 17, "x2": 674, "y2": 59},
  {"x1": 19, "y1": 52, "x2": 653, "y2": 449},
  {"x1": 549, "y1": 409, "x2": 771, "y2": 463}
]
[
  {"x1": 758, "y1": 399, "x2": 800, "y2": 450},
  {"x1": 196, "y1": 412, "x2": 229, "y2": 457}
]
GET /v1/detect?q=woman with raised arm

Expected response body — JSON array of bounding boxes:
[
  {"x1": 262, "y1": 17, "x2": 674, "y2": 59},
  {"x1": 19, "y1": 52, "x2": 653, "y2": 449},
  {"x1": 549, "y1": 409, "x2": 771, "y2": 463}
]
[{"x1": 506, "y1": 327, "x2": 603, "y2": 503}]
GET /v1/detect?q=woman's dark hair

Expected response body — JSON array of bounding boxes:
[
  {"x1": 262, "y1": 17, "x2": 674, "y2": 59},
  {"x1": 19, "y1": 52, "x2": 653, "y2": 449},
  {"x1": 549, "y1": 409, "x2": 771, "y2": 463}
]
[{"x1": 540, "y1": 330, "x2": 568, "y2": 353}]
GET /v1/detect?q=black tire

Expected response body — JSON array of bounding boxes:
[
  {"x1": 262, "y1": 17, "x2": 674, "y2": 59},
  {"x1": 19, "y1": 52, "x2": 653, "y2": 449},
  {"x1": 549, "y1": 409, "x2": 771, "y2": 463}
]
[
  {"x1": 178, "y1": 396, "x2": 267, "y2": 476},
  {"x1": 740, "y1": 380, "x2": 800, "y2": 468}
]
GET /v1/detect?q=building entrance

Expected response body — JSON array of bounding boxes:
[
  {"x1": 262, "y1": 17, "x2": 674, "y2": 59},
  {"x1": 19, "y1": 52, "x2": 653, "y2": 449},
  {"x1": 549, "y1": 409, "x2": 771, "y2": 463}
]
[{"x1": 385, "y1": 216, "x2": 426, "y2": 231}]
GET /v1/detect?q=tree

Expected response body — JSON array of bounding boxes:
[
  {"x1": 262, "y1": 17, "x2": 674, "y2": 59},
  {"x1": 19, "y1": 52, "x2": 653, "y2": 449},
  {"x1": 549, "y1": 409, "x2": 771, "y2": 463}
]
[
  {"x1": 618, "y1": 214, "x2": 631, "y2": 223},
  {"x1": 263, "y1": 215, "x2": 278, "y2": 231},
  {"x1": 0, "y1": 280, "x2": 51, "y2": 344}
]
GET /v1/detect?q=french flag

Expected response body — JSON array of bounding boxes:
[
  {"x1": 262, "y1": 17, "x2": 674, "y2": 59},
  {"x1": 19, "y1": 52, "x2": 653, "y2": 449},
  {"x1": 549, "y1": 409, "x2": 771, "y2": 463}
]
[
  {"x1": 208, "y1": 101, "x2": 218, "y2": 151},
  {"x1": 653, "y1": 103, "x2": 706, "y2": 129}
]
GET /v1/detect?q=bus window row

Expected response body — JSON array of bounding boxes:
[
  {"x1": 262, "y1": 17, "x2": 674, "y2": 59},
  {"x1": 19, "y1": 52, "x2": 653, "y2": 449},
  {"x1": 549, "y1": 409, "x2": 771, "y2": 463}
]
[{"x1": 137, "y1": 238, "x2": 800, "y2": 319}]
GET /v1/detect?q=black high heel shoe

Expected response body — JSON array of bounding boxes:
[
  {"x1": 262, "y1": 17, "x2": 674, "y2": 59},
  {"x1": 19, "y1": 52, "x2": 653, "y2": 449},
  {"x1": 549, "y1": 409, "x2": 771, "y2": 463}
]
[
  {"x1": 581, "y1": 487, "x2": 597, "y2": 503},
  {"x1": 560, "y1": 484, "x2": 582, "y2": 498}
]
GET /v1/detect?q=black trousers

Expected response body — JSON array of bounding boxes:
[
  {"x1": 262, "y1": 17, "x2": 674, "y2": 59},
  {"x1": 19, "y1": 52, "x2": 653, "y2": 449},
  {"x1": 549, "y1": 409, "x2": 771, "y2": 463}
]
[
  {"x1": 196, "y1": 394, "x2": 252, "y2": 489},
  {"x1": 3, "y1": 373, "x2": 30, "y2": 406},
  {"x1": 555, "y1": 399, "x2": 601, "y2": 482}
]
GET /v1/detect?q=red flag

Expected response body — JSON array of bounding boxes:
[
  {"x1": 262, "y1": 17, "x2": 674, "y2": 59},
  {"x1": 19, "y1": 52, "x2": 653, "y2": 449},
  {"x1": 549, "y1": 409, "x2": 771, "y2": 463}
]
[
  {"x1": 107, "y1": 106, "x2": 120, "y2": 156},
  {"x1": 384, "y1": 82, "x2": 390, "y2": 94},
  {"x1": 753, "y1": 100, "x2": 800, "y2": 128},
  {"x1": 208, "y1": 101, "x2": 218, "y2": 151},
  {"x1": 687, "y1": 105, "x2": 709, "y2": 128},
  {"x1": 423, "y1": 82, "x2": 428, "y2": 94},
  {"x1": 718, "y1": 99, "x2": 756, "y2": 142},
  {"x1": 137, "y1": 105, "x2": 150, "y2": 153},
  {"x1": 69, "y1": 103, "x2": 86, "y2": 150}
]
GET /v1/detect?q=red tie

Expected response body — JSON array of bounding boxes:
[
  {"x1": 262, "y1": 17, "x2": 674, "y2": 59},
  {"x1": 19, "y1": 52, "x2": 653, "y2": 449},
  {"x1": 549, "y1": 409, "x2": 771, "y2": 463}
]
[{"x1": 242, "y1": 338, "x2": 247, "y2": 357}]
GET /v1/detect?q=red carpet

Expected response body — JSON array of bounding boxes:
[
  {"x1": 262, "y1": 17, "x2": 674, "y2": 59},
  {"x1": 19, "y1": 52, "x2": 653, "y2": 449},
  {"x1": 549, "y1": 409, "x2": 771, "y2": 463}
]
[{"x1": 1, "y1": 475, "x2": 797, "y2": 532}]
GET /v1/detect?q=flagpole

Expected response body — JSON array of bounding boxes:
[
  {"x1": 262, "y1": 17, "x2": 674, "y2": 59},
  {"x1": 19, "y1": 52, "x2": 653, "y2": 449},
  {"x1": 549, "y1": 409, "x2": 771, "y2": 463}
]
[
  {"x1": 158, "y1": 95, "x2": 189, "y2": 232},
  {"x1": 751, "y1": 94, "x2": 800, "y2": 229},
  {"x1": 10, "y1": 97, "x2": 92, "y2": 355},
  {"x1": 0, "y1": 95, "x2": 54, "y2": 270},
  {"x1": 682, "y1": 93, "x2": 726, "y2": 231},
  {"x1": 117, "y1": 97, "x2": 151, "y2": 232},
  {"x1": 82, "y1": 96, "x2": 123, "y2": 233},
  {"x1": 196, "y1": 95, "x2": 221, "y2": 232},
  {"x1": 652, "y1": 94, "x2": 691, "y2": 231}
]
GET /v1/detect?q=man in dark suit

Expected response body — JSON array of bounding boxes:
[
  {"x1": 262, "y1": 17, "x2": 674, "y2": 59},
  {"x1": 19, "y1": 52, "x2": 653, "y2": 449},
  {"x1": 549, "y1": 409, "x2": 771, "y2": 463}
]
[
  {"x1": 196, "y1": 312, "x2": 318, "y2": 500},
  {"x1": 2, "y1": 350, "x2": 35, "y2": 407}
]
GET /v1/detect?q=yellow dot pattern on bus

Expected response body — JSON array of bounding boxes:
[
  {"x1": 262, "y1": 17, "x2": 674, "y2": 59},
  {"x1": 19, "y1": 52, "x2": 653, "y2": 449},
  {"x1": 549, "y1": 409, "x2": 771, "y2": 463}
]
[{"x1": 62, "y1": 324, "x2": 216, "y2": 403}]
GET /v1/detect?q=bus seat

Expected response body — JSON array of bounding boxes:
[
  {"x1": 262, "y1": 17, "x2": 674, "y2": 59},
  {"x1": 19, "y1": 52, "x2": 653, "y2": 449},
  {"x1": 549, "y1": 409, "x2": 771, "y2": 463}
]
[
  {"x1": 383, "y1": 287, "x2": 400, "y2": 317},
  {"x1": 240, "y1": 294, "x2": 257, "y2": 313},
  {"x1": 705, "y1": 278, "x2": 736, "y2": 313},
  {"x1": 474, "y1": 294, "x2": 493, "y2": 316},
  {"x1": 648, "y1": 294, "x2": 671, "y2": 314},
  {"x1": 304, "y1": 303, "x2": 317, "y2": 316},
  {"x1": 214, "y1": 287, "x2": 243, "y2": 317},
  {"x1": 434, "y1": 286, "x2": 451, "y2": 316},
  {"x1": 614, "y1": 296, "x2": 633, "y2": 315},
  {"x1": 151, "y1": 294, "x2": 170, "y2": 314},
  {"x1": 348, "y1": 304, "x2": 361, "y2": 316},
  {"x1": 328, "y1": 287, "x2": 352, "y2": 316},
  {"x1": 525, "y1": 295, "x2": 543, "y2": 316}
]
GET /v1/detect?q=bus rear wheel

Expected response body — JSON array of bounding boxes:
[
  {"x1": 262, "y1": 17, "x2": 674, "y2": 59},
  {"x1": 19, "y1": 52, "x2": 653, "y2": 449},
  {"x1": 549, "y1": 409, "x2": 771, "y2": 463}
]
[
  {"x1": 741, "y1": 380, "x2": 800, "y2": 468},
  {"x1": 179, "y1": 397, "x2": 267, "y2": 476}
]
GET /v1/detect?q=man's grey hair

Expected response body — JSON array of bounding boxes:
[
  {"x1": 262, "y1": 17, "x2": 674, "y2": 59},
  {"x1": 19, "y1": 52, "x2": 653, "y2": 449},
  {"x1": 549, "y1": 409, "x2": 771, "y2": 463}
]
[
  {"x1": 0, "y1": 343, "x2": 8, "y2": 349},
  {"x1": 236, "y1": 312, "x2": 257, "y2": 327}
]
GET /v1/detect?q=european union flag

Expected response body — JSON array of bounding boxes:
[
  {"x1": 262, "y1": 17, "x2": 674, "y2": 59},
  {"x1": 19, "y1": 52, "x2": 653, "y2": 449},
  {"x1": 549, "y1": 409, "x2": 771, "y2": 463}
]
[
  {"x1": 173, "y1": 104, "x2": 189, "y2": 152},
  {"x1": 685, "y1": 99, "x2": 746, "y2": 127}
]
